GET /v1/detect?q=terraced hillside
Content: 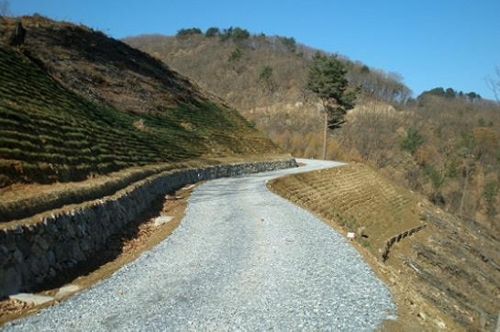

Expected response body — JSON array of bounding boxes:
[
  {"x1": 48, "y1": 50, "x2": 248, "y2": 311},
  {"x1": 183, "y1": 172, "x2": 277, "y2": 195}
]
[
  {"x1": 0, "y1": 16, "x2": 289, "y2": 320},
  {"x1": 0, "y1": 16, "x2": 281, "y2": 190},
  {"x1": 269, "y1": 163, "x2": 424, "y2": 257},
  {"x1": 270, "y1": 164, "x2": 500, "y2": 331}
]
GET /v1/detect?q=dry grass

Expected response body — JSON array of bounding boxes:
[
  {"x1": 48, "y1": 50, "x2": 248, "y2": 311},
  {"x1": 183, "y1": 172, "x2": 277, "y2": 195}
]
[
  {"x1": 269, "y1": 163, "x2": 424, "y2": 256},
  {"x1": 126, "y1": 28, "x2": 500, "y2": 234},
  {"x1": 0, "y1": 153, "x2": 291, "y2": 227},
  {"x1": 0, "y1": 16, "x2": 282, "y2": 191},
  {"x1": 269, "y1": 163, "x2": 500, "y2": 331},
  {"x1": 2, "y1": 161, "x2": 499, "y2": 330}
]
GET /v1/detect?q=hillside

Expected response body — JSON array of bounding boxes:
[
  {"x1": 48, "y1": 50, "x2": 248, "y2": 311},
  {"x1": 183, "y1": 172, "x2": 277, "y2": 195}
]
[
  {"x1": 124, "y1": 29, "x2": 411, "y2": 112},
  {"x1": 128, "y1": 28, "x2": 500, "y2": 330},
  {"x1": 0, "y1": 16, "x2": 293, "y2": 322},
  {"x1": 0, "y1": 16, "x2": 282, "y2": 191},
  {"x1": 126, "y1": 28, "x2": 500, "y2": 252},
  {"x1": 270, "y1": 164, "x2": 500, "y2": 331},
  {"x1": 1, "y1": 17, "x2": 499, "y2": 330}
]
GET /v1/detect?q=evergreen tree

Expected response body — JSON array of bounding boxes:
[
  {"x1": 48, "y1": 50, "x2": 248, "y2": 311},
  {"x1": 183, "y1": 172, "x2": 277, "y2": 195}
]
[
  {"x1": 205, "y1": 27, "x2": 220, "y2": 38},
  {"x1": 176, "y1": 28, "x2": 202, "y2": 38},
  {"x1": 306, "y1": 53, "x2": 356, "y2": 159}
]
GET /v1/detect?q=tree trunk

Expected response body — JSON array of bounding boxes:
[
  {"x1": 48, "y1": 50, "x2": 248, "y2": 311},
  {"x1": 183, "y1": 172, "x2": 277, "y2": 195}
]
[
  {"x1": 322, "y1": 111, "x2": 328, "y2": 160},
  {"x1": 495, "y1": 310, "x2": 500, "y2": 332},
  {"x1": 459, "y1": 158, "x2": 470, "y2": 219}
]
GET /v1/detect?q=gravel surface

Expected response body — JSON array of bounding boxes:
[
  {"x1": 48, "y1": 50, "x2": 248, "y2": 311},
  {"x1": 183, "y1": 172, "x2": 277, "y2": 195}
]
[{"x1": 4, "y1": 159, "x2": 396, "y2": 331}]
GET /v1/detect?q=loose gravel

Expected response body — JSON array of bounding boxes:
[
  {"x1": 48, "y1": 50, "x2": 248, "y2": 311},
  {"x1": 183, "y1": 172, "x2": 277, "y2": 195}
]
[{"x1": 4, "y1": 159, "x2": 396, "y2": 331}]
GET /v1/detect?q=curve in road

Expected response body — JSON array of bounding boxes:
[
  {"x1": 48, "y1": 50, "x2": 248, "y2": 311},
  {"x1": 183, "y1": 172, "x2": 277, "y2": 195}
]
[{"x1": 4, "y1": 159, "x2": 395, "y2": 331}]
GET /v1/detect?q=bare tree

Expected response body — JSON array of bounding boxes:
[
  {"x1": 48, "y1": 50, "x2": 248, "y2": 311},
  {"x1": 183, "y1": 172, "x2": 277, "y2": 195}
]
[
  {"x1": 486, "y1": 67, "x2": 500, "y2": 103},
  {"x1": 0, "y1": 0, "x2": 10, "y2": 19}
]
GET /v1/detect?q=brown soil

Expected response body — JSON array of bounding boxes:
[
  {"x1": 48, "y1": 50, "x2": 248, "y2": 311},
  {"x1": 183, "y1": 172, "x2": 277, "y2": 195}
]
[
  {"x1": 2, "y1": 161, "x2": 499, "y2": 331},
  {"x1": 269, "y1": 163, "x2": 500, "y2": 332},
  {"x1": 0, "y1": 154, "x2": 289, "y2": 325},
  {"x1": 0, "y1": 154, "x2": 290, "y2": 228},
  {"x1": 0, "y1": 183, "x2": 194, "y2": 326},
  {"x1": 0, "y1": 15, "x2": 202, "y2": 113}
]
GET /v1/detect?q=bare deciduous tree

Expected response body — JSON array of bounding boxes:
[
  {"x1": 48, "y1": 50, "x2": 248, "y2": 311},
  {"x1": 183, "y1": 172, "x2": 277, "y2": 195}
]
[
  {"x1": 0, "y1": 0, "x2": 10, "y2": 19},
  {"x1": 486, "y1": 67, "x2": 500, "y2": 103}
]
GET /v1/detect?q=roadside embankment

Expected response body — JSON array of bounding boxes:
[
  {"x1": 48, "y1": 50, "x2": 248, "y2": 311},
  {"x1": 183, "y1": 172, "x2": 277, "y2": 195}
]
[{"x1": 0, "y1": 159, "x2": 296, "y2": 298}]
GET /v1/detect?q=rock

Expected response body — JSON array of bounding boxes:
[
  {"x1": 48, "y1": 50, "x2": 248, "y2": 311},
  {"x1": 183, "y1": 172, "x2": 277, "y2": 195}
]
[
  {"x1": 30, "y1": 243, "x2": 44, "y2": 258},
  {"x1": 71, "y1": 243, "x2": 86, "y2": 261},
  {"x1": 75, "y1": 224, "x2": 87, "y2": 238},
  {"x1": 39, "y1": 255, "x2": 49, "y2": 274},
  {"x1": 66, "y1": 223, "x2": 76, "y2": 238},
  {"x1": 184, "y1": 184, "x2": 196, "y2": 191},
  {"x1": 44, "y1": 221, "x2": 59, "y2": 235},
  {"x1": 80, "y1": 239, "x2": 91, "y2": 253},
  {"x1": 12, "y1": 226, "x2": 24, "y2": 235},
  {"x1": 0, "y1": 159, "x2": 297, "y2": 301},
  {"x1": 19, "y1": 262, "x2": 31, "y2": 281},
  {"x1": 3, "y1": 232, "x2": 17, "y2": 251},
  {"x1": 435, "y1": 319, "x2": 446, "y2": 329},
  {"x1": 54, "y1": 284, "x2": 80, "y2": 300},
  {"x1": 29, "y1": 258, "x2": 41, "y2": 276},
  {"x1": 0, "y1": 266, "x2": 21, "y2": 297},
  {"x1": 10, "y1": 293, "x2": 54, "y2": 306},
  {"x1": 54, "y1": 243, "x2": 69, "y2": 262},
  {"x1": 0, "y1": 245, "x2": 11, "y2": 265},
  {"x1": 46, "y1": 250, "x2": 56, "y2": 265},
  {"x1": 154, "y1": 216, "x2": 173, "y2": 226}
]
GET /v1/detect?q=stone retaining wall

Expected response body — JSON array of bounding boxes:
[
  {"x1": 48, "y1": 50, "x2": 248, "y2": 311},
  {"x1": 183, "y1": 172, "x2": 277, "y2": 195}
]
[{"x1": 0, "y1": 159, "x2": 297, "y2": 298}]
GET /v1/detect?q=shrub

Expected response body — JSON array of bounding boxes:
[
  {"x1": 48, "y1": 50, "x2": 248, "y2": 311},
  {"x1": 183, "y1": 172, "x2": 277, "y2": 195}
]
[
  {"x1": 228, "y1": 48, "x2": 242, "y2": 62},
  {"x1": 424, "y1": 164, "x2": 444, "y2": 191},
  {"x1": 278, "y1": 36, "x2": 296, "y2": 53},
  {"x1": 483, "y1": 180, "x2": 498, "y2": 216},
  {"x1": 231, "y1": 27, "x2": 250, "y2": 43},
  {"x1": 220, "y1": 27, "x2": 250, "y2": 43},
  {"x1": 176, "y1": 28, "x2": 202, "y2": 38},
  {"x1": 205, "y1": 27, "x2": 220, "y2": 38},
  {"x1": 401, "y1": 127, "x2": 425, "y2": 154}
]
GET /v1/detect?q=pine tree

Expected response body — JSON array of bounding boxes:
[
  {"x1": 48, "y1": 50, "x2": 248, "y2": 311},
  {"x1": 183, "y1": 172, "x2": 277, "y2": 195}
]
[{"x1": 306, "y1": 53, "x2": 356, "y2": 159}]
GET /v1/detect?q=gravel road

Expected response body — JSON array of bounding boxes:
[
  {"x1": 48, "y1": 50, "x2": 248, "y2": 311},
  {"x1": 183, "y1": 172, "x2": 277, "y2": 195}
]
[{"x1": 4, "y1": 159, "x2": 396, "y2": 331}]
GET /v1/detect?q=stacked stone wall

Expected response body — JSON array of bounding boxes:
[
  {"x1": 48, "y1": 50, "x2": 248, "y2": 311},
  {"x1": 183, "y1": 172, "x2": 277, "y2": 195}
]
[{"x1": 0, "y1": 159, "x2": 297, "y2": 298}]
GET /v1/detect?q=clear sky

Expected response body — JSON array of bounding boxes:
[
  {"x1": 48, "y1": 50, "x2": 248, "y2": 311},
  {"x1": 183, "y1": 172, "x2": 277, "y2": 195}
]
[{"x1": 8, "y1": 0, "x2": 500, "y2": 100}]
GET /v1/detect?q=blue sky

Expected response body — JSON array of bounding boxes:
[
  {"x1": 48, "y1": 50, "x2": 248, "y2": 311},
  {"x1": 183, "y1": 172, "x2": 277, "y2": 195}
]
[{"x1": 9, "y1": 0, "x2": 500, "y2": 100}]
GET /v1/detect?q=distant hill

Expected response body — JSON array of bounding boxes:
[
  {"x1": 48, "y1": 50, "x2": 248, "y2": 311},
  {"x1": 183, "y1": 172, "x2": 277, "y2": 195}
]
[
  {"x1": 124, "y1": 28, "x2": 412, "y2": 113},
  {"x1": 0, "y1": 17, "x2": 281, "y2": 188},
  {"x1": 123, "y1": 28, "x2": 415, "y2": 165},
  {"x1": 126, "y1": 27, "x2": 500, "y2": 258}
]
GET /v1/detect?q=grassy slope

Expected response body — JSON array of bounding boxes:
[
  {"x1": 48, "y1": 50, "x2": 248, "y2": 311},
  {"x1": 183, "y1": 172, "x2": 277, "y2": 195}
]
[
  {"x1": 124, "y1": 33, "x2": 313, "y2": 112},
  {"x1": 270, "y1": 164, "x2": 500, "y2": 332},
  {"x1": 0, "y1": 45, "x2": 276, "y2": 186},
  {"x1": 0, "y1": 17, "x2": 286, "y2": 225},
  {"x1": 125, "y1": 32, "x2": 500, "y2": 224}
]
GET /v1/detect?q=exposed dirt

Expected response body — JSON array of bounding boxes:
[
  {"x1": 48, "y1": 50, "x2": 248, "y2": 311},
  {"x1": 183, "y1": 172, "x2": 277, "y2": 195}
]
[
  {"x1": 2, "y1": 162, "x2": 499, "y2": 331},
  {"x1": 0, "y1": 17, "x2": 283, "y2": 191},
  {"x1": 269, "y1": 163, "x2": 500, "y2": 332},
  {"x1": 0, "y1": 154, "x2": 290, "y2": 228},
  {"x1": 0, "y1": 16, "x2": 202, "y2": 113},
  {"x1": 0, "y1": 183, "x2": 195, "y2": 326}
]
